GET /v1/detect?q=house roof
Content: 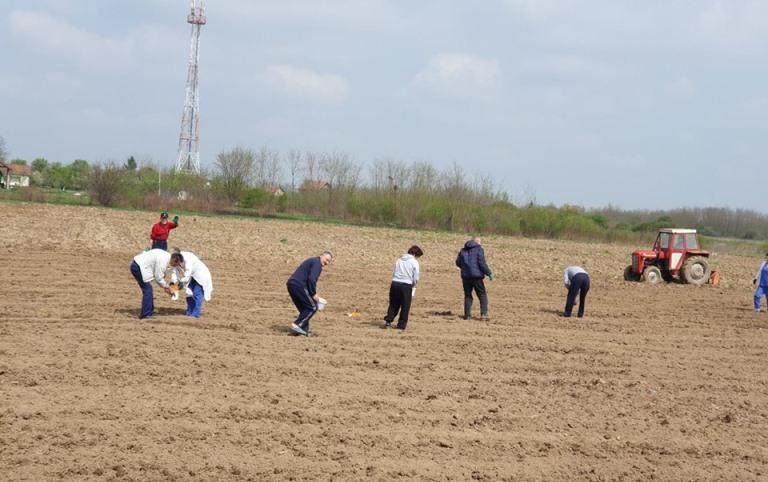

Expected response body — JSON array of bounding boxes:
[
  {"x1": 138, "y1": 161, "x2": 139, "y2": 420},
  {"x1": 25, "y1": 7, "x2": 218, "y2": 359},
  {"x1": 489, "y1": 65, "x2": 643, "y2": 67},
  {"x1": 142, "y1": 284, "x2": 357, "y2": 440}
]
[
  {"x1": 7, "y1": 164, "x2": 32, "y2": 176},
  {"x1": 659, "y1": 228, "x2": 697, "y2": 234},
  {"x1": 301, "y1": 180, "x2": 331, "y2": 189}
]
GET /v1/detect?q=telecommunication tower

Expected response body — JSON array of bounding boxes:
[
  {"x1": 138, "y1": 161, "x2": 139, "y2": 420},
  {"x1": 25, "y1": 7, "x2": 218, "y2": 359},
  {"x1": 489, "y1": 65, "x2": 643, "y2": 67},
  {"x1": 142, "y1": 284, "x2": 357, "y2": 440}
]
[{"x1": 175, "y1": 0, "x2": 206, "y2": 173}]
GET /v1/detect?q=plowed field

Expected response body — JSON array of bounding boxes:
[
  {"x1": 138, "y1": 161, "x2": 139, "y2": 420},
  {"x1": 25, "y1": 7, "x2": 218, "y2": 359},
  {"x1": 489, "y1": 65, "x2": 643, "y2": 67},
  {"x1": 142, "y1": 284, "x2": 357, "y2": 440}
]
[{"x1": 2, "y1": 203, "x2": 767, "y2": 481}]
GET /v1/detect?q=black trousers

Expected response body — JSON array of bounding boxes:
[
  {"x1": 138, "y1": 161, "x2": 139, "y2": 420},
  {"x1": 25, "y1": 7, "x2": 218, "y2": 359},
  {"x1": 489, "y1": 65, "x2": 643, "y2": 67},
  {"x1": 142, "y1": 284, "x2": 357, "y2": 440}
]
[
  {"x1": 287, "y1": 281, "x2": 317, "y2": 331},
  {"x1": 462, "y1": 278, "x2": 488, "y2": 317},
  {"x1": 151, "y1": 239, "x2": 168, "y2": 251},
  {"x1": 385, "y1": 282, "x2": 413, "y2": 329},
  {"x1": 565, "y1": 273, "x2": 590, "y2": 318}
]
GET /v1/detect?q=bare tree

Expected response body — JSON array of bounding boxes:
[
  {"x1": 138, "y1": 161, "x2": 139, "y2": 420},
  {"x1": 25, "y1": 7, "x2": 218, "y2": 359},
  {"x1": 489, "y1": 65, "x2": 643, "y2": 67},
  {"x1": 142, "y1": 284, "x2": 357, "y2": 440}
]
[
  {"x1": 215, "y1": 147, "x2": 255, "y2": 203},
  {"x1": 305, "y1": 151, "x2": 318, "y2": 181},
  {"x1": 409, "y1": 161, "x2": 439, "y2": 193},
  {"x1": 286, "y1": 149, "x2": 303, "y2": 192},
  {"x1": 0, "y1": 136, "x2": 7, "y2": 162},
  {"x1": 370, "y1": 158, "x2": 387, "y2": 192},
  {"x1": 254, "y1": 146, "x2": 282, "y2": 187},
  {"x1": 443, "y1": 162, "x2": 470, "y2": 197},
  {"x1": 370, "y1": 158, "x2": 410, "y2": 193},
  {"x1": 89, "y1": 162, "x2": 125, "y2": 207},
  {"x1": 320, "y1": 151, "x2": 361, "y2": 190}
]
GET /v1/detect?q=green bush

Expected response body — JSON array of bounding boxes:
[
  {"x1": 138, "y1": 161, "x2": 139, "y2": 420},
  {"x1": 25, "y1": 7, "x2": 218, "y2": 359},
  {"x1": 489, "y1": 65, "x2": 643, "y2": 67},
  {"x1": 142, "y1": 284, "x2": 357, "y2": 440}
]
[{"x1": 240, "y1": 187, "x2": 268, "y2": 208}]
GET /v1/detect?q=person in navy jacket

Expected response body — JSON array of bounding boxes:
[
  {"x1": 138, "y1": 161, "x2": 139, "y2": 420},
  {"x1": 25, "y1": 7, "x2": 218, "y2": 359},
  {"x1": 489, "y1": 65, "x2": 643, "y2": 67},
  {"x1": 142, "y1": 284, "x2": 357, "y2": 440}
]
[
  {"x1": 456, "y1": 237, "x2": 494, "y2": 320},
  {"x1": 287, "y1": 251, "x2": 333, "y2": 336}
]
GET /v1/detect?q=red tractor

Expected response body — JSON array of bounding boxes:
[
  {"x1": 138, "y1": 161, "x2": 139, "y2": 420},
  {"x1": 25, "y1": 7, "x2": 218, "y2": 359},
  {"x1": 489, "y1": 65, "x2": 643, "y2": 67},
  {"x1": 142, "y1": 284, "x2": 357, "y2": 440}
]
[{"x1": 624, "y1": 228, "x2": 711, "y2": 285}]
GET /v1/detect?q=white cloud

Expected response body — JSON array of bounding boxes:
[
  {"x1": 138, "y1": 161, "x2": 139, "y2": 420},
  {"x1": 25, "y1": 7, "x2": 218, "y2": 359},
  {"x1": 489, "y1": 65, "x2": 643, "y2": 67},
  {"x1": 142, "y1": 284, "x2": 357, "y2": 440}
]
[
  {"x1": 264, "y1": 65, "x2": 348, "y2": 101},
  {"x1": 414, "y1": 53, "x2": 500, "y2": 97},
  {"x1": 664, "y1": 77, "x2": 696, "y2": 101},
  {"x1": 696, "y1": 1, "x2": 768, "y2": 46},
  {"x1": 521, "y1": 55, "x2": 618, "y2": 79},
  {"x1": 10, "y1": 10, "x2": 182, "y2": 72},
  {"x1": 503, "y1": 0, "x2": 579, "y2": 20}
]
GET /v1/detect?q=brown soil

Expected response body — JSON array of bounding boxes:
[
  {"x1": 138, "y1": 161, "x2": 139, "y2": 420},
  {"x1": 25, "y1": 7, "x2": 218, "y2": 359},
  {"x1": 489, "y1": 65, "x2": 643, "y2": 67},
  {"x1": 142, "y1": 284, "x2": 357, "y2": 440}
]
[{"x1": 1, "y1": 203, "x2": 767, "y2": 481}]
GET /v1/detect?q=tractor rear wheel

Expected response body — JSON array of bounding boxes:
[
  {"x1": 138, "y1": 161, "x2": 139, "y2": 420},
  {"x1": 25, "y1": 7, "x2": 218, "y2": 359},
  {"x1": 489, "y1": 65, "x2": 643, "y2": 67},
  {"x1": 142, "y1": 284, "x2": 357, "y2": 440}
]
[
  {"x1": 681, "y1": 256, "x2": 711, "y2": 285},
  {"x1": 624, "y1": 265, "x2": 640, "y2": 281},
  {"x1": 643, "y1": 266, "x2": 662, "y2": 284}
]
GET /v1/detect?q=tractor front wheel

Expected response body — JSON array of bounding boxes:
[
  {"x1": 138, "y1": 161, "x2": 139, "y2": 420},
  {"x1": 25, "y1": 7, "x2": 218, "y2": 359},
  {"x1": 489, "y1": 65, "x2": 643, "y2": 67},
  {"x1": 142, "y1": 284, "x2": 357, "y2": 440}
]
[
  {"x1": 681, "y1": 256, "x2": 711, "y2": 285},
  {"x1": 643, "y1": 266, "x2": 662, "y2": 284},
  {"x1": 624, "y1": 265, "x2": 640, "y2": 281}
]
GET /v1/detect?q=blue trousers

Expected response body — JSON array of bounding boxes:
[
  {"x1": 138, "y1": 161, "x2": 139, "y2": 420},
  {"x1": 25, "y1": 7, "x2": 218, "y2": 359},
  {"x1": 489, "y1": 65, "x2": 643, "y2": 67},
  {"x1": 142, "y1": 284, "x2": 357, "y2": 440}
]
[
  {"x1": 565, "y1": 273, "x2": 590, "y2": 318},
  {"x1": 287, "y1": 281, "x2": 317, "y2": 331},
  {"x1": 755, "y1": 286, "x2": 768, "y2": 310},
  {"x1": 186, "y1": 278, "x2": 205, "y2": 317},
  {"x1": 130, "y1": 261, "x2": 154, "y2": 319},
  {"x1": 151, "y1": 239, "x2": 168, "y2": 251}
]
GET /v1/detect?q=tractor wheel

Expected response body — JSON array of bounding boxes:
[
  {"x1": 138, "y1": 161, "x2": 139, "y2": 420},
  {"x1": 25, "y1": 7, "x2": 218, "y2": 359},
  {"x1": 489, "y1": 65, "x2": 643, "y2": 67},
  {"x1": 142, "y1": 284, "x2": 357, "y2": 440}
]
[
  {"x1": 643, "y1": 266, "x2": 662, "y2": 284},
  {"x1": 623, "y1": 265, "x2": 639, "y2": 281},
  {"x1": 681, "y1": 256, "x2": 711, "y2": 285}
]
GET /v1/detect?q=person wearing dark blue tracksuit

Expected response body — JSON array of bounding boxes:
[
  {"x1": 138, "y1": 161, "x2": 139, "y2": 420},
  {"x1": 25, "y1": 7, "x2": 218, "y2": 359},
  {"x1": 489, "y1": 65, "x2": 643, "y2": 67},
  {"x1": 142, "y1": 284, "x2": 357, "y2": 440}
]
[
  {"x1": 564, "y1": 266, "x2": 590, "y2": 318},
  {"x1": 287, "y1": 251, "x2": 333, "y2": 336},
  {"x1": 753, "y1": 254, "x2": 768, "y2": 312}
]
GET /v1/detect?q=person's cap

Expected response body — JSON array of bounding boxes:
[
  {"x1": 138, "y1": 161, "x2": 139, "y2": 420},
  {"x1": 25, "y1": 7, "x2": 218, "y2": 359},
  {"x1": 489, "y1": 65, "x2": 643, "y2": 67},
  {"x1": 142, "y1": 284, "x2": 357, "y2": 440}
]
[{"x1": 160, "y1": 211, "x2": 169, "y2": 218}]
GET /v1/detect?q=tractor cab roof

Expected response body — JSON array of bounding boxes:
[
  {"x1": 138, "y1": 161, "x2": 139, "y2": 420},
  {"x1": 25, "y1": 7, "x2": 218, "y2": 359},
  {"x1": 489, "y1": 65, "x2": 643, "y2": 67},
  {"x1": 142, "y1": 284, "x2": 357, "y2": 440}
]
[{"x1": 659, "y1": 228, "x2": 697, "y2": 234}]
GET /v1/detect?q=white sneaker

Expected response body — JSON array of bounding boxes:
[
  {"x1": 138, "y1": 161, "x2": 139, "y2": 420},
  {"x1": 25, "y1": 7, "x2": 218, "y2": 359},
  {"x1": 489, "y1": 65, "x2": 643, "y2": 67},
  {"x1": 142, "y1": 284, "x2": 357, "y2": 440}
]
[{"x1": 291, "y1": 323, "x2": 309, "y2": 336}]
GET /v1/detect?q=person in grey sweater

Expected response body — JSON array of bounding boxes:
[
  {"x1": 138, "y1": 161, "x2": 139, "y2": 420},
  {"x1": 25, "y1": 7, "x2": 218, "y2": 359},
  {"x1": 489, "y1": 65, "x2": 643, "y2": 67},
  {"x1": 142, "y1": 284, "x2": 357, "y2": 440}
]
[
  {"x1": 563, "y1": 266, "x2": 590, "y2": 318},
  {"x1": 384, "y1": 245, "x2": 424, "y2": 330}
]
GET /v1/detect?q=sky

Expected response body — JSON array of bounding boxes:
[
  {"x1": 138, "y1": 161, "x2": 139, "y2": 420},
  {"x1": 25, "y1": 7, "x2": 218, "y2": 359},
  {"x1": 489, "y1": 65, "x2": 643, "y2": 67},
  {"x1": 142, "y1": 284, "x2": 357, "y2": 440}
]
[{"x1": 1, "y1": 0, "x2": 767, "y2": 210}]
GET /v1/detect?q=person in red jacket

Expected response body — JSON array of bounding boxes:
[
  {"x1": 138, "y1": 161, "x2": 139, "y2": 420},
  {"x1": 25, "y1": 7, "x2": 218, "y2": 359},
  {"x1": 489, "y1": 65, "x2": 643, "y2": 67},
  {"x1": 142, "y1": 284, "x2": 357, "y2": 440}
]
[{"x1": 150, "y1": 211, "x2": 179, "y2": 251}]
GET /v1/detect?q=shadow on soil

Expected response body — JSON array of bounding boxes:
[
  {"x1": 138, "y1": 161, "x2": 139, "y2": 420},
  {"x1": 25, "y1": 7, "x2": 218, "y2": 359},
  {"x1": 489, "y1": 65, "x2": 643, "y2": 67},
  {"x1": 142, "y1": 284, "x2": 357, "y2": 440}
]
[
  {"x1": 115, "y1": 307, "x2": 188, "y2": 318},
  {"x1": 539, "y1": 308, "x2": 565, "y2": 316},
  {"x1": 360, "y1": 319, "x2": 388, "y2": 329},
  {"x1": 271, "y1": 324, "x2": 300, "y2": 335}
]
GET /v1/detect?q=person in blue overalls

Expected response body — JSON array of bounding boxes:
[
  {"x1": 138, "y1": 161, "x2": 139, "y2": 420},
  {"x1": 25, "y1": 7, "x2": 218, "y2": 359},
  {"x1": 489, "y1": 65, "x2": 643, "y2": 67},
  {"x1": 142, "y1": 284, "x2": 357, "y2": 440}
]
[{"x1": 753, "y1": 254, "x2": 768, "y2": 312}]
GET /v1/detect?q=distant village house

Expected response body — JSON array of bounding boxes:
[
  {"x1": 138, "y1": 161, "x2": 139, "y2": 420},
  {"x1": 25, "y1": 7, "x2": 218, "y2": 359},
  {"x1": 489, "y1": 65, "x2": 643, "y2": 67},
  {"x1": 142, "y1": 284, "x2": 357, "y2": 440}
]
[
  {"x1": 299, "y1": 180, "x2": 331, "y2": 191},
  {"x1": 0, "y1": 162, "x2": 31, "y2": 189},
  {"x1": 265, "y1": 185, "x2": 285, "y2": 197}
]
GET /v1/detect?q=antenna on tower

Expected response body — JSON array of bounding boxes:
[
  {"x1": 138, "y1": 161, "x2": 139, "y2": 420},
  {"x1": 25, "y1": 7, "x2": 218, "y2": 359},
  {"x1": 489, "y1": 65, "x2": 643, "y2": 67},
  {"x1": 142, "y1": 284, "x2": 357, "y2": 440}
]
[{"x1": 176, "y1": 0, "x2": 206, "y2": 174}]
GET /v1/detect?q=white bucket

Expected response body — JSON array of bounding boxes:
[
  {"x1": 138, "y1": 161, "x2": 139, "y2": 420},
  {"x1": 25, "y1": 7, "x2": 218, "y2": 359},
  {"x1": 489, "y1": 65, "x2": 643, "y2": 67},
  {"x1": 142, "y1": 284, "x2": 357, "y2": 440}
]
[{"x1": 317, "y1": 297, "x2": 327, "y2": 311}]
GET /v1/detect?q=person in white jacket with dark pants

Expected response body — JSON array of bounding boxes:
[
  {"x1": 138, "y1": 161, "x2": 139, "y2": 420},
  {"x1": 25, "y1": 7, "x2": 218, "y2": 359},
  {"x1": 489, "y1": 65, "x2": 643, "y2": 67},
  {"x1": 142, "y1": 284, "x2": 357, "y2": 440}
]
[
  {"x1": 173, "y1": 250, "x2": 213, "y2": 318},
  {"x1": 130, "y1": 249, "x2": 182, "y2": 319},
  {"x1": 384, "y1": 245, "x2": 424, "y2": 330}
]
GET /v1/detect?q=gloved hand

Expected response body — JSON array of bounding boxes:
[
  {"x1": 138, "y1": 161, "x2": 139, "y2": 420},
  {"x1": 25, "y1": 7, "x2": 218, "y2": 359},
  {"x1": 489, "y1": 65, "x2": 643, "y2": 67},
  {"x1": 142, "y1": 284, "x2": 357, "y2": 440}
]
[
  {"x1": 487, "y1": 273, "x2": 495, "y2": 281},
  {"x1": 172, "y1": 215, "x2": 179, "y2": 225}
]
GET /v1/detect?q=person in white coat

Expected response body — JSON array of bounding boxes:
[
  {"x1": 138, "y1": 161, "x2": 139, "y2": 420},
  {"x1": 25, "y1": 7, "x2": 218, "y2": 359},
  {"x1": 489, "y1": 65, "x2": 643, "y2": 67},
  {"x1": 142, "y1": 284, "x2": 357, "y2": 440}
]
[
  {"x1": 172, "y1": 250, "x2": 213, "y2": 318},
  {"x1": 384, "y1": 245, "x2": 423, "y2": 330},
  {"x1": 130, "y1": 249, "x2": 182, "y2": 319}
]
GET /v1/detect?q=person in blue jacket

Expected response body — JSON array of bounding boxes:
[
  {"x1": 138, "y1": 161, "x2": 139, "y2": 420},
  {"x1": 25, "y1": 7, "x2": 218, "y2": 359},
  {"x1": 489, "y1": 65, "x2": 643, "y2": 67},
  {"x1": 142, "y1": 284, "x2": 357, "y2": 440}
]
[
  {"x1": 287, "y1": 251, "x2": 333, "y2": 336},
  {"x1": 455, "y1": 237, "x2": 494, "y2": 320},
  {"x1": 753, "y1": 254, "x2": 768, "y2": 312}
]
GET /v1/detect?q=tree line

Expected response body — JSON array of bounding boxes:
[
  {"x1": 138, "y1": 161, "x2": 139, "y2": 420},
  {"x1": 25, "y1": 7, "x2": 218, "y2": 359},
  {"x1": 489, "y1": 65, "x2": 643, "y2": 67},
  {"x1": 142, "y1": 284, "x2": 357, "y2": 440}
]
[{"x1": 4, "y1": 141, "x2": 768, "y2": 242}]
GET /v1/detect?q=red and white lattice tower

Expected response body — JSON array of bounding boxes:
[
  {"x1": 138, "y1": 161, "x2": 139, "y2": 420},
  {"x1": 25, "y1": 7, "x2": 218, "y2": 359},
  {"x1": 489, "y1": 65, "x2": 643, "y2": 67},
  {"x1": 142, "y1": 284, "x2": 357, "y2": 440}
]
[{"x1": 176, "y1": 0, "x2": 206, "y2": 173}]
